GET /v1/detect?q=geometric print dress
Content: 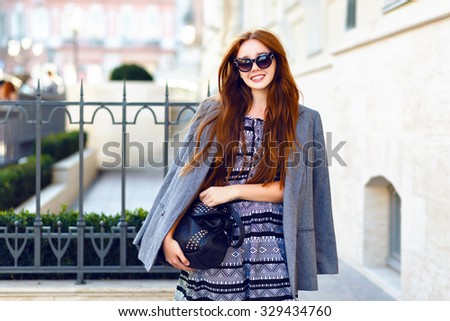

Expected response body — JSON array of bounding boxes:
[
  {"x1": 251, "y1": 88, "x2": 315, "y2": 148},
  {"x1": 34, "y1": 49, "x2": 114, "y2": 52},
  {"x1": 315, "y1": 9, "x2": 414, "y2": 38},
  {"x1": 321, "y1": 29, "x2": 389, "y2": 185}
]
[{"x1": 174, "y1": 116, "x2": 296, "y2": 301}]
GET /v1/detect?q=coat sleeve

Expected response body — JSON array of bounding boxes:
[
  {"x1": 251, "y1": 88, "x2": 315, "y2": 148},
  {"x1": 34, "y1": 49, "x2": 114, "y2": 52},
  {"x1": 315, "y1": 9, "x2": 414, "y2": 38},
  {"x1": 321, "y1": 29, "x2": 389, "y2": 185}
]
[
  {"x1": 312, "y1": 111, "x2": 339, "y2": 274},
  {"x1": 132, "y1": 98, "x2": 213, "y2": 248}
]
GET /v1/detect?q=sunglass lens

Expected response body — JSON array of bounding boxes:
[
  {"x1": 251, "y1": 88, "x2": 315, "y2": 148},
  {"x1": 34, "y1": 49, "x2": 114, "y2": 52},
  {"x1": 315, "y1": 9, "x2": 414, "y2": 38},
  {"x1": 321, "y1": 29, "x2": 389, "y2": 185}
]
[
  {"x1": 238, "y1": 59, "x2": 252, "y2": 72},
  {"x1": 256, "y1": 54, "x2": 271, "y2": 69}
]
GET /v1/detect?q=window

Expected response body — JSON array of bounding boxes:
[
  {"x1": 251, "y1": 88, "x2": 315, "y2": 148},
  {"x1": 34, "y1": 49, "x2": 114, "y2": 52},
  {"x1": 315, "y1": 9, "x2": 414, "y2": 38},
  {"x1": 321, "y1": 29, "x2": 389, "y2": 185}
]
[
  {"x1": 142, "y1": 5, "x2": 161, "y2": 45},
  {"x1": 364, "y1": 177, "x2": 401, "y2": 291},
  {"x1": 346, "y1": 0, "x2": 356, "y2": 30},
  {"x1": 383, "y1": 0, "x2": 410, "y2": 13},
  {"x1": 11, "y1": 10, "x2": 24, "y2": 39},
  {"x1": 30, "y1": 7, "x2": 49, "y2": 40},
  {"x1": 387, "y1": 185, "x2": 401, "y2": 272},
  {"x1": 87, "y1": 5, "x2": 106, "y2": 45},
  {"x1": 61, "y1": 4, "x2": 84, "y2": 41},
  {"x1": 119, "y1": 5, "x2": 138, "y2": 45}
]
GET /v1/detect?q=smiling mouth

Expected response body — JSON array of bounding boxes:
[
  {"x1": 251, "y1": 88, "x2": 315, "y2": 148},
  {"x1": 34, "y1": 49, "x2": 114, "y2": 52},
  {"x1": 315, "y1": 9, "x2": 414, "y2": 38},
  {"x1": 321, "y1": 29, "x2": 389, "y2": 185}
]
[{"x1": 250, "y1": 74, "x2": 265, "y2": 81}]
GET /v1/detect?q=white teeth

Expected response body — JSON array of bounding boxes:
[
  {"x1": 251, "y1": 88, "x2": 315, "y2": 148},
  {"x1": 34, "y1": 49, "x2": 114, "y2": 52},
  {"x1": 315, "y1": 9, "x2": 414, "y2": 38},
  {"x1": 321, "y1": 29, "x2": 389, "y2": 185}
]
[{"x1": 251, "y1": 75, "x2": 264, "y2": 81}]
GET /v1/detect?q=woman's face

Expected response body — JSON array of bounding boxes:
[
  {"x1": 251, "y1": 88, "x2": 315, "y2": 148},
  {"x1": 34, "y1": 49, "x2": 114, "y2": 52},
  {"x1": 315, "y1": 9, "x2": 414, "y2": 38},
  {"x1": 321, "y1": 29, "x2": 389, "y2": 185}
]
[{"x1": 236, "y1": 39, "x2": 276, "y2": 93}]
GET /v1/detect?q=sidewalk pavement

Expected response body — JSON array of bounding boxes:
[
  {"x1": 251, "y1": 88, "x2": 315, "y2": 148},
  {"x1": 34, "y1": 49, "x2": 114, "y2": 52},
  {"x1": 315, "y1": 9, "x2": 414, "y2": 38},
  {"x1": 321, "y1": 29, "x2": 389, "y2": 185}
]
[
  {"x1": 70, "y1": 168, "x2": 164, "y2": 214},
  {"x1": 0, "y1": 260, "x2": 393, "y2": 301},
  {"x1": 0, "y1": 279, "x2": 177, "y2": 301},
  {"x1": 297, "y1": 260, "x2": 394, "y2": 300},
  {"x1": 66, "y1": 169, "x2": 394, "y2": 301}
]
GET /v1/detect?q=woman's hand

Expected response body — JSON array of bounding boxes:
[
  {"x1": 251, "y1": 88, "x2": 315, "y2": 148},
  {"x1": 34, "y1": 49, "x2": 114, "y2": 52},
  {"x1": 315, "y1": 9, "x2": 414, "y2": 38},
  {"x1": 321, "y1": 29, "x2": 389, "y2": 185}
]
[
  {"x1": 200, "y1": 182, "x2": 283, "y2": 206},
  {"x1": 162, "y1": 234, "x2": 194, "y2": 272},
  {"x1": 199, "y1": 185, "x2": 238, "y2": 207}
]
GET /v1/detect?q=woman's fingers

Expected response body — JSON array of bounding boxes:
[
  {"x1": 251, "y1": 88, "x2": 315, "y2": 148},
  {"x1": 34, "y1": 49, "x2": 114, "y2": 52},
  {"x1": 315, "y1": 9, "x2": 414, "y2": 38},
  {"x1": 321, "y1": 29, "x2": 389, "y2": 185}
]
[
  {"x1": 163, "y1": 239, "x2": 193, "y2": 271},
  {"x1": 163, "y1": 238, "x2": 193, "y2": 272},
  {"x1": 168, "y1": 255, "x2": 193, "y2": 272},
  {"x1": 175, "y1": 251, "x2": 193, "y2": 271},
  {"x1": 199, "y1": 190, "x2": 209, "y2": 202},
  {"x1": 199, "y1": 186, "x2": 236, "y2": 207},
  {"x1": 199, "y1": 191, "x2": 213, "y2": 206}
]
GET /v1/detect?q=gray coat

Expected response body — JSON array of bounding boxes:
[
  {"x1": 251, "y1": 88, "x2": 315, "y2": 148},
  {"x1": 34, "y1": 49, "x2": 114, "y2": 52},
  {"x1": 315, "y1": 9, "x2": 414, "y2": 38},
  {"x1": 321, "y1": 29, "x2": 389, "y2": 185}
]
[{"x1": 133, "y1": 98, "x2": 338, "y2": 294}]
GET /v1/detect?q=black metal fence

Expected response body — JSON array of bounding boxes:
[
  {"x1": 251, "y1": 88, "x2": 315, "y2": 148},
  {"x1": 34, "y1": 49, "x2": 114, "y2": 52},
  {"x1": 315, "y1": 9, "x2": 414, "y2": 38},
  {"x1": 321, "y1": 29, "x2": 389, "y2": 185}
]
[{"x1": 0, "y1": 81, "x2": 205, "y2": 283}]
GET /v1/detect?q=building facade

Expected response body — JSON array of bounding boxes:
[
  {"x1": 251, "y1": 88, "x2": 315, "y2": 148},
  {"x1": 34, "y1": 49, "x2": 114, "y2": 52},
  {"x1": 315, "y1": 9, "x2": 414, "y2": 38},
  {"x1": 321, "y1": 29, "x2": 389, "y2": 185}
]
[
  {"x1": 200, "y1": 0, "x2": 450, "y2": 300},
  {"x1": 0, "y1": 0, "x2": 179, "y2": 86}
]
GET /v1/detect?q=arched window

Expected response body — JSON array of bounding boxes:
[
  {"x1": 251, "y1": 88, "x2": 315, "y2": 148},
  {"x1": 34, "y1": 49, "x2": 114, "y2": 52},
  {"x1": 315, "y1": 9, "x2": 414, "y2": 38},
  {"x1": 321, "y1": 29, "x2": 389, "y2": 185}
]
[{"x1": 364, "y1": 176, "x2": 401, "y2": 273}]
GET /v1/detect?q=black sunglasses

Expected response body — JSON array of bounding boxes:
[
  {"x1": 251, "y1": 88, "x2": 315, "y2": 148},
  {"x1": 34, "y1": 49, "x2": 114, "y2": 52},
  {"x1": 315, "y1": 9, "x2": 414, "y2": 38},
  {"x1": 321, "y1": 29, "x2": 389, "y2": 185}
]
[{"x1": 233, "y1": 52, "x2": 275, "y2": 72}]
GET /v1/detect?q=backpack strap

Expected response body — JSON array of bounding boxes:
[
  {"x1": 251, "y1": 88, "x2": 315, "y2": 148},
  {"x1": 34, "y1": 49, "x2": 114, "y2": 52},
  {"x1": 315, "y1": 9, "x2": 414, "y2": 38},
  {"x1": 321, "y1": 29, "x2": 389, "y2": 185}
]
[{"x1": 227, "y1": 204, "x2": 245, "y2": 248}]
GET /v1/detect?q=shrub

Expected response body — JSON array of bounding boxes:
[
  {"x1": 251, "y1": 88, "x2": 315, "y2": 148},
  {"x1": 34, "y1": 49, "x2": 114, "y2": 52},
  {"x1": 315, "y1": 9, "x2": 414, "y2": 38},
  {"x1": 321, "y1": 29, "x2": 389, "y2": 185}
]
[
  {"x1": 40, "y1": 130, "x2": 86, "y2": 162},
  {"x1": 0, "y1": 208, "x2": 177, "y2": 280},
  {"x1": 0, "y1": 155, "x2": 53, "y2": 210},
  {"x1": 0, "y1": 131, "x2": 87, "y2": 210},
  {"x1": 0, "y1": 208, "x2": 149, "y2": 269},
  {"x1": 110, "y1": 63, "x2": 154, "y2": 81}
]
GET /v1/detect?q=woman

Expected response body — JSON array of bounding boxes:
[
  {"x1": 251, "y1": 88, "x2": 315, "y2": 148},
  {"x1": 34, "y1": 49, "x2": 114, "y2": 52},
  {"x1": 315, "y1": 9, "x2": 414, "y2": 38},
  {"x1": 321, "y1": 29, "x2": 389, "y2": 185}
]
[{"x1": 134, "y1": 29, "x2": 338, "y2": 301}]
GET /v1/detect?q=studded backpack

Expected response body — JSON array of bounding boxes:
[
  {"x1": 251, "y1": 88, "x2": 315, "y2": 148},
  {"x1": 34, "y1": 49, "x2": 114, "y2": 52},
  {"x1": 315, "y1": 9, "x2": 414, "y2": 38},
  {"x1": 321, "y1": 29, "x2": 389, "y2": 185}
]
[{"x1": 161, "y1": 200, "x2": 245, "y2": 269}]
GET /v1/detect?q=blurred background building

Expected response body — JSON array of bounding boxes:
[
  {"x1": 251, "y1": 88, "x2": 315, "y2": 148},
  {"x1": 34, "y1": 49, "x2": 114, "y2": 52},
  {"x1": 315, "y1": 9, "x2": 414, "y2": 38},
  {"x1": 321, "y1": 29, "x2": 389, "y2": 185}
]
[
  {"x1": 1, "y1": 0, "x2": 449, "y2": 300},
  {"x1": 0, "y1": 0, "x2": 202, "y2": 90},
  {"x1": 0, "y1": 0, "x2": 203, "y2": 168}
]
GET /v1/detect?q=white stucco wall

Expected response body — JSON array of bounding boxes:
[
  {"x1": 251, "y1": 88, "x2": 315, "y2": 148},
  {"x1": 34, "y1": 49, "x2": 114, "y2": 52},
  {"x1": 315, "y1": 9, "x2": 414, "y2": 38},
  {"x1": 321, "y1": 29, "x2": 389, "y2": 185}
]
[{"x1": 297, "y1": 3, "x2": 450, "y2": 300}]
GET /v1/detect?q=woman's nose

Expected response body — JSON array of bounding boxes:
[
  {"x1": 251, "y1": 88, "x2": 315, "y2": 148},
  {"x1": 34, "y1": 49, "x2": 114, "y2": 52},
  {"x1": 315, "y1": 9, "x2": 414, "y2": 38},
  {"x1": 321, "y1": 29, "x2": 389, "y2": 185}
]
[{"x1": 250, "y1": 60, "x2": 260, "y2": 71}]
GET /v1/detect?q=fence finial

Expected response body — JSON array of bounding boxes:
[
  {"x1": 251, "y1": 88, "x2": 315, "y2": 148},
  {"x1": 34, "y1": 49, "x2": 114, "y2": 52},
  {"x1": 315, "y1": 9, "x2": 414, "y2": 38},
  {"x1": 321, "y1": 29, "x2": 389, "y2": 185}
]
[
  {"x1": 37, "y1": 79, "x2": 41, "y2": 95},
  {"x1": 207, "y1": 79, "x2": 211, "y2": 97},
  {"x1": 123, "y1": 79, "x2": 127, "y2": 98},
  {"x1": 165, "y1": 80, "x2": 169, "y2": 99},
  {"x1": 80, "y1": 79, "x2": 84, "y2": 97}
]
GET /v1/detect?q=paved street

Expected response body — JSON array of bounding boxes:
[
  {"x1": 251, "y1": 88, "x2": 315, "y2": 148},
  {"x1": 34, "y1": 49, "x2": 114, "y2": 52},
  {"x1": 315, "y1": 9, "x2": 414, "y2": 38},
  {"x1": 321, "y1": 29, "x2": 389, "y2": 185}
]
[{"x1": 70, "y1": 169, "x2": 395, "y2": 301}]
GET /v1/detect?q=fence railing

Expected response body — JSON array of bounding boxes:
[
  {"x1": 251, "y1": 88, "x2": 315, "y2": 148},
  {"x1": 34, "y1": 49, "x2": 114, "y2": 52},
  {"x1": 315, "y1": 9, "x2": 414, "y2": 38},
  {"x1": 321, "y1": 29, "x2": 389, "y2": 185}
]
[
  {"x1": 0, "y1": 91, "x2": 66, "y2": 166},
  {"x1": 0, "y1": 81, "x2": 207, "y2": 283}
]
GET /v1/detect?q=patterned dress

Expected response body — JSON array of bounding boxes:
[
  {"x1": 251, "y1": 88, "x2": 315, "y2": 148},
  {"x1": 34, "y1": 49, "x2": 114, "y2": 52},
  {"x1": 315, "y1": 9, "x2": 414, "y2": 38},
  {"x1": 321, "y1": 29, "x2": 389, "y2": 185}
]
[{"x1": 174, "y1": 116, "x2": 295, "y2": 301}]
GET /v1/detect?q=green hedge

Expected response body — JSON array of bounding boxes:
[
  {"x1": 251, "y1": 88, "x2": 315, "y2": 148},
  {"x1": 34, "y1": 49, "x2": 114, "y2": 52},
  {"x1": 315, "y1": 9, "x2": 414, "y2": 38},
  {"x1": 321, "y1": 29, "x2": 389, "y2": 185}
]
[
  {"x1": 40, "y1": 130, "x2": 86, "y2": 162},
  {"x1": 0, "y1": 208, "x2": 177, "y2": 280},
  {"x1": 110, "y1": 63, "x2": 154, "y2": 81},
  {"x1": 0, "y1": 130, "x2": 86, "y2": 210},
  {"x1": 0, "y1": 207, "x2": 148, "y2": 233},
  {"x1": 0, "y1": 155, "x2": 53, "y2": 210}
]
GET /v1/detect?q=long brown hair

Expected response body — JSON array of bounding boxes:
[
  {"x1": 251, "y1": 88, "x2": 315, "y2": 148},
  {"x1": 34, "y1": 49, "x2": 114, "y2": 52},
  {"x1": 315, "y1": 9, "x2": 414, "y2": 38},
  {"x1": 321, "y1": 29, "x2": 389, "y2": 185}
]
[{"x1": 183, "y1": 29, "x2": 300, "y2": 190}]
